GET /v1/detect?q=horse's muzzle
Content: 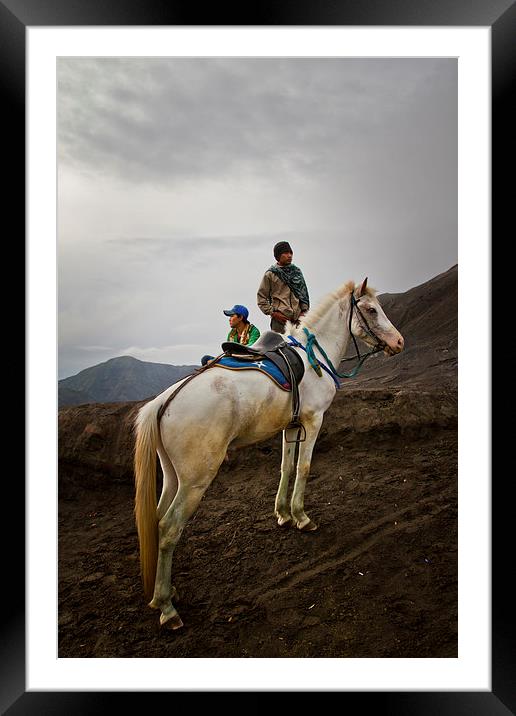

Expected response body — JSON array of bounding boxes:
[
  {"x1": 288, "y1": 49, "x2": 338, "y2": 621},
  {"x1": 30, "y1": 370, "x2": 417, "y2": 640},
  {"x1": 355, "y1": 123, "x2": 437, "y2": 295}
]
[{"x1": 383, "y1": 335, "x2": 404, "y2": 355}]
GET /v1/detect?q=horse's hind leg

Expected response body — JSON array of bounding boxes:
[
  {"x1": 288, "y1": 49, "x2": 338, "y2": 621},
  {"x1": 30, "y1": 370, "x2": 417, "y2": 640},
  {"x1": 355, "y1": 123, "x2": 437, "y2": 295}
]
[
  {"x1": 274, "y1": 432, "x2": 296, "y2": 526},
  {"x1": 149, "y1": 472, "x2": 216, "y2": 629},
  {"x1": 153, "y1": 448, "x2": 180, "y2": 601}
]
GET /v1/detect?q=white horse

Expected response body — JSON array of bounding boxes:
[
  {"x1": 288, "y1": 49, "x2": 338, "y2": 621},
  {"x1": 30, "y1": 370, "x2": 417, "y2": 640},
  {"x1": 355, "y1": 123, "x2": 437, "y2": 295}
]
[{"x1": 134, "y1": 278, "x2": 404, "y2": 628}]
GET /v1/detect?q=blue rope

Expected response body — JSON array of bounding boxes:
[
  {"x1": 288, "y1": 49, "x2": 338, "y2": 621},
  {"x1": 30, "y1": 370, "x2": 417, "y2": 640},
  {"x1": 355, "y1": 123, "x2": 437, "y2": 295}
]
[
  {"x1": 287, "y1": 335, "x2": 341, "y2": 388},
  {"x1": 288, "y1": 327, "x2": 378, "y2": 387}
]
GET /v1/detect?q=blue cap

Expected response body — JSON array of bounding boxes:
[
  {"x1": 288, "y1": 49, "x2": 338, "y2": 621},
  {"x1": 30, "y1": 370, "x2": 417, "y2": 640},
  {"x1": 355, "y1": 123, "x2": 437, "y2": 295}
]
[{"x1": 223, "y1": 304, "x2": 249, "y2": 320}]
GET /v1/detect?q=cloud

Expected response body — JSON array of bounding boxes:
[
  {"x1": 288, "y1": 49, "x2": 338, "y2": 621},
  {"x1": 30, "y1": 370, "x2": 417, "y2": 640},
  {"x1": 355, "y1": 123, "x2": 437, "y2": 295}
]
[
  {"x1": 58, "y1": 58, "x2": 456, "y2": 187},
  {"x1": 57, "y1": 58, "x2": 457, "y2": 378}
]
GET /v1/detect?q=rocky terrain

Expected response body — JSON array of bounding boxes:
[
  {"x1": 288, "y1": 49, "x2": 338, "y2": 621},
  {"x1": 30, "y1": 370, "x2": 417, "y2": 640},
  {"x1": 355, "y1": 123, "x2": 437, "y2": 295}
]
[{"x1": 58, "y1": 266, "x2": 457, "y2": 659}]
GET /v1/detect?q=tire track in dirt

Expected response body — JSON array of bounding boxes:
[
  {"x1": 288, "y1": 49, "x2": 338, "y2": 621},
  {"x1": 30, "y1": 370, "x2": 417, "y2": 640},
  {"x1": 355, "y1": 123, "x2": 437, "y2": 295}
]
[{"x1": 249, "y1": 492, "x2": 452, "y2": 605}]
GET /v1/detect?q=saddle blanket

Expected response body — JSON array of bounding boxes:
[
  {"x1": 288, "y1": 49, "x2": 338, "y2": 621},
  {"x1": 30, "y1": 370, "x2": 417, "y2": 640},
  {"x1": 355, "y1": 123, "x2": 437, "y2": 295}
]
[{"x1": 214, "y1": 355, "x2": 291, "y2": 391}]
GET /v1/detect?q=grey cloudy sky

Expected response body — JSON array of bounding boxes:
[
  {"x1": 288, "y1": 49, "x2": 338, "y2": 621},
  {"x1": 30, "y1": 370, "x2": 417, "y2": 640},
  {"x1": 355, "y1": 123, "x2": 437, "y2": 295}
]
[{"x1": 58, "y1": 57, "x2": 457, "y2": 379}]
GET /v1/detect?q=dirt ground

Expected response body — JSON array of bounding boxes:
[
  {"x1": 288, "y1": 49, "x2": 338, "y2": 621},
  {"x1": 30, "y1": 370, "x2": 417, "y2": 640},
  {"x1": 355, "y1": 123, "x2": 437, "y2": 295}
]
[{"x1": 58, "y1": 388, "x2": 457, "y2": 659}]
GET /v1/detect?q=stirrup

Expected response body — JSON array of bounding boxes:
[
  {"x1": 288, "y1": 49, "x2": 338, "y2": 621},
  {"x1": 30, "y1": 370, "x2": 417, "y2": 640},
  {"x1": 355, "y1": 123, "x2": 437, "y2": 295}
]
[{"x1": 284, "y1": 421, "x2": 306, "y2": 443}]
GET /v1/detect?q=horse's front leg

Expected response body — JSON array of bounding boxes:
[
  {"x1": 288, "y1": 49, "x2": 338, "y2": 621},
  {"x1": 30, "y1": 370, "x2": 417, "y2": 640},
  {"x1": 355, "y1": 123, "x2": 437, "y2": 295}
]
[
  {"x1": 291, "y1": 415, "x2": 323, "y2": 531},
  {"x1": 274, "y1": 432, "x2": 296, "y2": 526}
]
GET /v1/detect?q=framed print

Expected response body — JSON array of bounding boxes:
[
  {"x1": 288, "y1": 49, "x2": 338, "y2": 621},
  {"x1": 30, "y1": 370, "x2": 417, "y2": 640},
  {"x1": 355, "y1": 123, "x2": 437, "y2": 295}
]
[{"x1": 7, "y1": 0, "x2": 514, "y2": 711}]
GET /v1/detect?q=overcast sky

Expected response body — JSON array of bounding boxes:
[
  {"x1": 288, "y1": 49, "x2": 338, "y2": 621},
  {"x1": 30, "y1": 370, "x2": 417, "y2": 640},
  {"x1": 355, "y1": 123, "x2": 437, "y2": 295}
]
[{"x1": 57, "y1": 58, "x2": 457, "y2": 379}]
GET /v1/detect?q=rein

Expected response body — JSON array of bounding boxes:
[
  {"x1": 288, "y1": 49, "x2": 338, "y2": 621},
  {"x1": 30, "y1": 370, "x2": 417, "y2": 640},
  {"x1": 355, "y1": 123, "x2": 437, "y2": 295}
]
[{"x1": 288, "y1": 291, "x2": 385, "y2": 385}]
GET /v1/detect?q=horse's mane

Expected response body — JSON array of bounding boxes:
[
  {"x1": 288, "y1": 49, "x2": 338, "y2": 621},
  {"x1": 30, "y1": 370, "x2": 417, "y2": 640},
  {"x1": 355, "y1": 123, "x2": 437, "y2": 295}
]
[{"x1": 288, "y1": 280, "x2": 377, "y2": 338}]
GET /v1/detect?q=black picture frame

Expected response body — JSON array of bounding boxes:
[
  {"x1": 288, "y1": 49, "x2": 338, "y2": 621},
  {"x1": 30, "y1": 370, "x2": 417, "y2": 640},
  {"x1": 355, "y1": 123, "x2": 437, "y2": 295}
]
[{"x1": 7, "y1": 0, "x2": 513, "y2": 712}]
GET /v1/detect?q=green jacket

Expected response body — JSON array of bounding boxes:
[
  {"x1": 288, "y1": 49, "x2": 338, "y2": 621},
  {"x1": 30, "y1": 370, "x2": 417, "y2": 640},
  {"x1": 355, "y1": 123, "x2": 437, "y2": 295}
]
[{"x1": 226, "y1": 323, "x2": 260, "y2": 345}]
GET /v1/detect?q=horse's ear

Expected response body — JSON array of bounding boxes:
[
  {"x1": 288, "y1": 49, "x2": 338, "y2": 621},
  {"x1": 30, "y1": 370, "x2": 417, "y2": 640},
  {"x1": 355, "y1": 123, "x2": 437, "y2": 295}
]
[{"x1": 359, "y1": 277, "x2": 368, "y2": 296}]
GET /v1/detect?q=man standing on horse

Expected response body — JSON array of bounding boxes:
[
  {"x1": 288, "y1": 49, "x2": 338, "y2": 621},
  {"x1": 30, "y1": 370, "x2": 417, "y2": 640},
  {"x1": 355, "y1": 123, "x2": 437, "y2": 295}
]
[{"x1": 257, "y1": 241, "x2": 310, "y2": 334}]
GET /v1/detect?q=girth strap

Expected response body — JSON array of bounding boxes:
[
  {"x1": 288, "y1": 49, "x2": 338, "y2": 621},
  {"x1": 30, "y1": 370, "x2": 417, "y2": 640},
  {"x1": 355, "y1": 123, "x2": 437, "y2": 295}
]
[{"x1": 278, "y1": 346, "x2": 306, "y2": 443}]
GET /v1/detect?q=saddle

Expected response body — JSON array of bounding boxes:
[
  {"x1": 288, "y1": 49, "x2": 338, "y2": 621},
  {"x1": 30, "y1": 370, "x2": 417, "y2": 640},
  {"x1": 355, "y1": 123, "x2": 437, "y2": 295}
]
[
  {"x1": 221, "y1": 331, "x2": 304, "y2": 384},
  {"x1": 221, "y1": 331, "x2": 306, "y2": 442}
]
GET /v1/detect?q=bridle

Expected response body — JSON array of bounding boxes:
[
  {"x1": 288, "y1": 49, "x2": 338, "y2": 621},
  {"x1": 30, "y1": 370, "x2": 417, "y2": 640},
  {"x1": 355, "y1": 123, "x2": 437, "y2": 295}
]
[{"x1": 347, "y1": 291, "x2": 387, "y2": 360}]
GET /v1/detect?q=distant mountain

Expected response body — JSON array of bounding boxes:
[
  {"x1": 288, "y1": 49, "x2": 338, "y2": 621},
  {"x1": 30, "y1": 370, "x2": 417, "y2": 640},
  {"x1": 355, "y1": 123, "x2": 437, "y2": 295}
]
[
  {"x1": 58, "y1": 356, "x2": 198, "y2": 408},
  {"x1": 376, "y1": 264, "x2": 457, "y2": 345}
]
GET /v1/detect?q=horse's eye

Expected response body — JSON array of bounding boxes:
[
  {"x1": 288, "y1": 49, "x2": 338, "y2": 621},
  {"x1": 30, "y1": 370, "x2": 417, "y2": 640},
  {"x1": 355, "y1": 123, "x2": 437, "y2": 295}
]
[{"x1": 367, "y1": 307, "x2": 377, "y2": 314}]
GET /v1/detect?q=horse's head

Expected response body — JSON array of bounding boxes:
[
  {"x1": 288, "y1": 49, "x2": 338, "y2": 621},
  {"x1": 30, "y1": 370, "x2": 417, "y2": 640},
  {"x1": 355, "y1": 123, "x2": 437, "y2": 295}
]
[{"x1": 351, "y1": 278, "x2": 404, "y2": 356}]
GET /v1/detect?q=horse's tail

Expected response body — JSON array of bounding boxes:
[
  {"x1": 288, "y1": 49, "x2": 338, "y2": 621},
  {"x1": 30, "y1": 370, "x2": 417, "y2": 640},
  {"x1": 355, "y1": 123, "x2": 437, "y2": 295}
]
[{"x1": 134, "y1": 398, "x2": 161, "y2": 601}]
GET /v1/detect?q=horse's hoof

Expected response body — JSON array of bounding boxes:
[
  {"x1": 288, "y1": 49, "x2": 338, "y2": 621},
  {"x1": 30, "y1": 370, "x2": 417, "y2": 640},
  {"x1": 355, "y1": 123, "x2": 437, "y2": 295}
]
[
  {"x1": 277, "y1": 515, "x2": 292, "y2": 527},
  {"x1": 160, "y1": 612, "x2": 184, "y2": 630},
  {"x1": 298, "y1": 519, "x2": 318, "y2": 532}
]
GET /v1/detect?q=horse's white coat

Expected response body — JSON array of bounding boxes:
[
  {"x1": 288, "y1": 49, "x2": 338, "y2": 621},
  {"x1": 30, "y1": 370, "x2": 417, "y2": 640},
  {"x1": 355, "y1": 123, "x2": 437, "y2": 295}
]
[{"x1": 134, "y1": 279, "x2": 404, "y2": 628}]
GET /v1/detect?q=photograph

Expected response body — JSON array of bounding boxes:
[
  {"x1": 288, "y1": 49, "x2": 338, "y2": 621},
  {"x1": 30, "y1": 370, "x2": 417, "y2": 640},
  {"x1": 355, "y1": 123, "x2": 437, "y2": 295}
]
[
  {"x1": 9, "y1": 0, "x2": 513, "y2": 711},
  {"x1": 56, "y1": 54, "x2": 459, "y2": 659}
]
